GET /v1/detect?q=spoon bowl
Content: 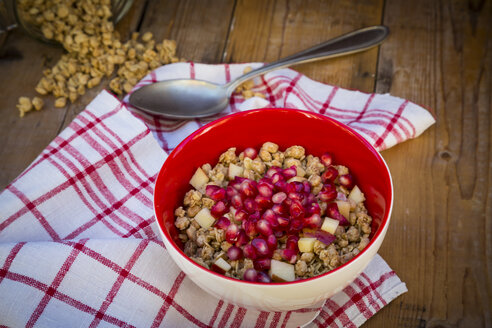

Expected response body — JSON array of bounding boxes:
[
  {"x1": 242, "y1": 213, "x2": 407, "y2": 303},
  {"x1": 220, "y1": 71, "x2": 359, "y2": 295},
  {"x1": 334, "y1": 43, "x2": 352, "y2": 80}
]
[
  {"x1": 129, "y1": 25, "x2": 389, "y2": 119},
  {"x1": 129, "y1": 79, "x2": 229, "y2": 119}
]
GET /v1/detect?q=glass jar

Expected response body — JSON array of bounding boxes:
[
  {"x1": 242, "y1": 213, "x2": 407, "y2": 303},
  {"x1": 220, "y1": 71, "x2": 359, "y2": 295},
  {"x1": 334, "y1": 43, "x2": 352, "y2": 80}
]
[{"x1": 0, "y1": 0, "x2": 133, "y2": 48}]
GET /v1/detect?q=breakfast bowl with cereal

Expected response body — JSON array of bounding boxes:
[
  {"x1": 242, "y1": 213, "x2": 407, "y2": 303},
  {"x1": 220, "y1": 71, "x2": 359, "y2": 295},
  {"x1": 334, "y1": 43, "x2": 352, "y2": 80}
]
[{"x1": 154, "y1": 108, "x2": 393, "y2": 311}]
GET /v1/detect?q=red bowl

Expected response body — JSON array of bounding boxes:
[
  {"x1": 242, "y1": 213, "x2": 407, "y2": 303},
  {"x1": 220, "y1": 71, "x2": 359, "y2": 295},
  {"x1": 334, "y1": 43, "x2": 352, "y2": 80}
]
[{"x1": 154, "y1": 108, "x2": 393, "y2": 311}]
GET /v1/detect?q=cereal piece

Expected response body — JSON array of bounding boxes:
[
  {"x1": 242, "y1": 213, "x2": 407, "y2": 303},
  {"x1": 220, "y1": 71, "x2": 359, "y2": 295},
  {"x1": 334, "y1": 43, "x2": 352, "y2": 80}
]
[
  {"x1": 295, "y1": 260, "x2": 308, "y2": 276},
  {"x1": 175, "y1": 216, "x2": 190, "y2": 230},
  {"x1": 219, "y1": 147, "x2": 237, "y2": 164},
  {"x1": 174, "y1": 206, "x2": 186, "y2": 217},
  {"x1": 300, "y1": 252, "x2": 314, "y2": 263},
  {"x1": 346, "y1": 226, "x2": 360, "y2": 242},
  {"x1": 262, "y1": 142, "x2": 279, "y2": 153},
  {"x1": 142, "y1": 31, "x2": 153, "y2": 42},
  {"x1": 284, "y1": 145, "x2": 305, "y2": 159},
  {"x1": 32, "y1": 97, "x2": 44, "y2": 111},
  {"x1": 16, "y1": 97, "x2": 33, "y2": 117},
  {"x1": 54, "y1": 97, "x2": 67, "y2": 108},
  {"x1": 243, "y1": 90, "x2": 253, "y2": 99},
  {"x1": 259, "y1": 149, "x2": 272, "y2": 162}
]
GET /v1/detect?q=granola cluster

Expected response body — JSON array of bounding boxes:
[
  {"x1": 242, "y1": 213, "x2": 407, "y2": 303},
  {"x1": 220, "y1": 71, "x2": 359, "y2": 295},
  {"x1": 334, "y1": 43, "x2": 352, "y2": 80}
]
[
  {"x1": 174, "y1": 142, "x2": 373, "y2": 282},
  {"x1": 15, "y1": 0, "x2": 181, "y2": 117}
]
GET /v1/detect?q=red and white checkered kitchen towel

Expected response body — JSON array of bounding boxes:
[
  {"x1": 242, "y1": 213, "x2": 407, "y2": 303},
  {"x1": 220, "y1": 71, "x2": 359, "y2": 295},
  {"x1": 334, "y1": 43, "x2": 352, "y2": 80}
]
[{"x1": 0, "y1": 62, "x2": 434, "y2": 327}]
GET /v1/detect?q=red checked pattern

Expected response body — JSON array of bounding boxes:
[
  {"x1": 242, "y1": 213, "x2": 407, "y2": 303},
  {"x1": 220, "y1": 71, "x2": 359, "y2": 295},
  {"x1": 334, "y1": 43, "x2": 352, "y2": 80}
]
[{"x1": 0, "y1": 63, "x2": 430, "y2": 327}]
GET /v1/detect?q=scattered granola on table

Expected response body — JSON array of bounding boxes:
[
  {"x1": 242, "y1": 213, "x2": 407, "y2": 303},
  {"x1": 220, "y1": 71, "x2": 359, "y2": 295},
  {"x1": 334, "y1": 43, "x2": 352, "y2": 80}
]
[
  {"x1": 15, "y1": 0, "x2": 181, "y2": 117},
  {"x1": 173, "y1": 142, "x2": 373, "y2": 283}
]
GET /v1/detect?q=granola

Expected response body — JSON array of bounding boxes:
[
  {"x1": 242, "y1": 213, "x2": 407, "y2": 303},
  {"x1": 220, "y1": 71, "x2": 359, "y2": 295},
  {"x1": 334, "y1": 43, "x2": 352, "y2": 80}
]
[{"x1": 174, "y1": 142, "x2": 373, "y2": 283}]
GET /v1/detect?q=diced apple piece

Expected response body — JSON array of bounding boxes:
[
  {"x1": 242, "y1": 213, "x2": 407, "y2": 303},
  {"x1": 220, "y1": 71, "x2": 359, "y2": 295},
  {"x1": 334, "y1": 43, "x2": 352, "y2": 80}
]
[
  {"x1": 298, "y1": 237, "x2": 316, "y2": 253},
  {"x1": 348, "y1": 185, "x2": 365, "y2": 204},
  {"x1": 194, "y1": 208, "x2": 216, "y2": 229},
  {"x1": 211, "y1": 257, "x2": 232, "y2": 274},
  {"x1": 228, "y1": 163, "x2": 244, "y2": 180},
  {"x1": 189, "y1": 167, "x2": 209, "y2": 190},
  {"x1": 321, "y1": 217, "x2": 339, "y2": 234},
  {"x1": 336, "y1": 200, "x2": 351, "y2": 219},
  {"x1": 269, "y1": 260, "x2": 295, "y2": 282}
]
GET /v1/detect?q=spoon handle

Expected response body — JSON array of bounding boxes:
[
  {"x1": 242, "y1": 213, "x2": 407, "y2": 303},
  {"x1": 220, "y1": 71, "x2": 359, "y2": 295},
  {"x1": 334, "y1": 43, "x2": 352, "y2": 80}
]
[{"x1": 224, "y1": 25, "x2": 389, "y2": 95}]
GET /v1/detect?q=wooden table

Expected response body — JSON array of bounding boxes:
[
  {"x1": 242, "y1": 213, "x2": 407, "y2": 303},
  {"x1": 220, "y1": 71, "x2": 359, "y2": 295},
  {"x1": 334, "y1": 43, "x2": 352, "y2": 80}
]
[{"x1": 0, "y1": 0, "x2": 490, "y2": 326}]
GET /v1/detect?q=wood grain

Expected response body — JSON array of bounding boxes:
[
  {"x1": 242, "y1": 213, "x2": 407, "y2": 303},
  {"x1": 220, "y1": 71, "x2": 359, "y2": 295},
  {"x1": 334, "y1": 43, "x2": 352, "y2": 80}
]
[
  {"x1": 223, "y1": 0, "x2": 384, "y2": 92},
  {"x1": 367, "y1": 0, "x2": 492, "y2": 327},
  {"x1": 0, "y1": 1, "x2": 491, "y2": 326}
]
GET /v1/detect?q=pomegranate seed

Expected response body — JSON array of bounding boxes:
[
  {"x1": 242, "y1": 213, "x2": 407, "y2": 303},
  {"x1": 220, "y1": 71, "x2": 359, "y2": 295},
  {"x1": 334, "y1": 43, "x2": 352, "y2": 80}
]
[
  {"x1": 282, "y1": 166, "x2": 297, "y2": 179},
  {"x1": 293, "y1": 181, "x2": 304, "y2": 193},
  {"x1": 321, "y1": 166, "x2": 338, "y2": 183},
  {"x1": 266, "y1": 234, "x2": 277, "y2": 250},
  {"x1": 315, "y1": 230, "x2": 336, "y2": 245},
  {"x1": 240, "y1": 179, "x2": 257, "y2": 198},
  {"x1": 326, "y1": 203, "x2": 349, "y2": 226},
  {"x1": 256, "y1": 219, "x2": 273, "y2": 236},
  {"x1": 243, "y1": 244, "x2": 257, "y2": 259},
  {"x1": 215, "y1": 216, "x2": 231, "y2": 230},
  {"x1": 307, "y1": 202, "x2": 321, "y2": 215},
  {"x1": 225, "y1": 223, "x2": 239, "y2": 243},
  {"x1": 288, "y1": 192, "x2": 303, "y2": 201},
  {"x1": 243, "y1": 268, "x2": 258, "y2": 281},
  {"x1": 211, "y1": 201, "x2": 229, "y2": 218},
  {"x1": 320, "y1": 152, "x2": 334, "y2": 167},
  {"x1": 251, "y1": 238, "x2": 270, "y2": 257},
  {"x1": 318, "y1": 184, "x2": 337, "y2": 202},
  {"x1": 243, "y1": 198, "x2": 257, "y2": 213},
  {"x1": 272, "y1": 192, "x2": 287, "y2": 204},
  {"x1": 244, "y1": 147, "x2": 258, "y2": 159},
  {"x1": 274, "y1": 179, "x2": 287, "y2": 192},
  {"x1": 249, "y1": 211, "x2": 261, "y2": 221},
  {"x1": 230, "y1": 176, "x2": 246, "y2": 190},
  {"x1": 254, "y1": 195, "x2": 272, "y2": 211},
  {"x1": 262, "y1": 209, "x2": 276, "y2": 222},
  {"x1": 280, "y1": 248, "x2": 297, "y2": 263},
  {"x1": 205, "y1": 185, "x2": 226, "y2": 201},
  {"x1": 286, "y1": 235, "x2": 299, "y2": 251},
  {"x1": 284, "y1": 182, "x2": 296, "y2": 194},
  {"x1": 303, "y1": 181, "x2": 311, "y2": 194},
  {"x1": 235, "y1": 229, "x2": 249, "y2": 247},
  {"x1": 271, "y1": 172, "x2": 284, "y2": 184},
  {"x1": 257, "y1": 181, "x2": 274, "y2": 198},
  {"x1": 303, "y1": 213, "x2": 322, "y2": 229},
  {"x1": 256, "y1": 271, "x2": 272, "y2": 283},
  {"x1": 235, "y1": 209, "x2": 248, "y2": 222},
  {"x1": 289, "y1": 200, "x2": 305, "y2": 219},
  {"x1": 227, "y1": 246, "x2": 243, "y2": 260},
  {"x1": 230, "y1": 194, "x2": 243, "y2": 209},
  {"x1": 274, "y1": 230, "x2": 285, "y2": 238},
  {"x1": 336, "y1": 192, "x2": 347, "y2": 201},
  {"x1": 277, "y1": 216, "x2": 290, "y2": 228},
  {"x1": 339, "y1": 173, "x2": 355, "y2": 189},
  {"x1": 289, "y1": 219, "x2": 304, "y2": 232},
  {"x1": 266, "y1": 166, "x2": 282, "y2": 178},
  {"x1": 243, "y1": 219, "x2": 258, "y2": 237},
  {"x1": 302, "y1": 193, "x2": 314, "y2": 207},
  {"x1": 226, "y1": 186, "x2": 238, "y2": 199},
  {"x1": 254, "y1": 258, "x2": 271, "y2": 271},
  {"x1": 272, "y1": 203, "x2": 287, "y2": 216}
]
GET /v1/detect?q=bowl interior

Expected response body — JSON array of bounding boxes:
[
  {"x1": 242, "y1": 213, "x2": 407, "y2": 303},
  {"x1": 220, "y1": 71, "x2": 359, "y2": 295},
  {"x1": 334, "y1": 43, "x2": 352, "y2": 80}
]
[{"x1": 154, "y1": 108, "x2": 392, "y2": 273}]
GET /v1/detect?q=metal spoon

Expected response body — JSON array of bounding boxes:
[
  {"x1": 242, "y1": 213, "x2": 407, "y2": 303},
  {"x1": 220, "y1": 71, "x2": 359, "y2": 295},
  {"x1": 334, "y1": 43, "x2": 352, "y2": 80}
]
[{"x1": 129, "y1": 25, "x2": 389, "y2": 119}]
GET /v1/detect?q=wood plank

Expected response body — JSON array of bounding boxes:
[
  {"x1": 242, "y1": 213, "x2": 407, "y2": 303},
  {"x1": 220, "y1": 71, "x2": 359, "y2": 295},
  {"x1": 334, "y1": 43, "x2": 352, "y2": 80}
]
[
  {"x1": 366, "y1": 0, "x2": 492, "y2": 327},
  {"x1": 138, "y1": 0, "x2": 236, "y2": 63},
  {"x1": 223, "y1": 0, "x2": 384, "y2": 92}
]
